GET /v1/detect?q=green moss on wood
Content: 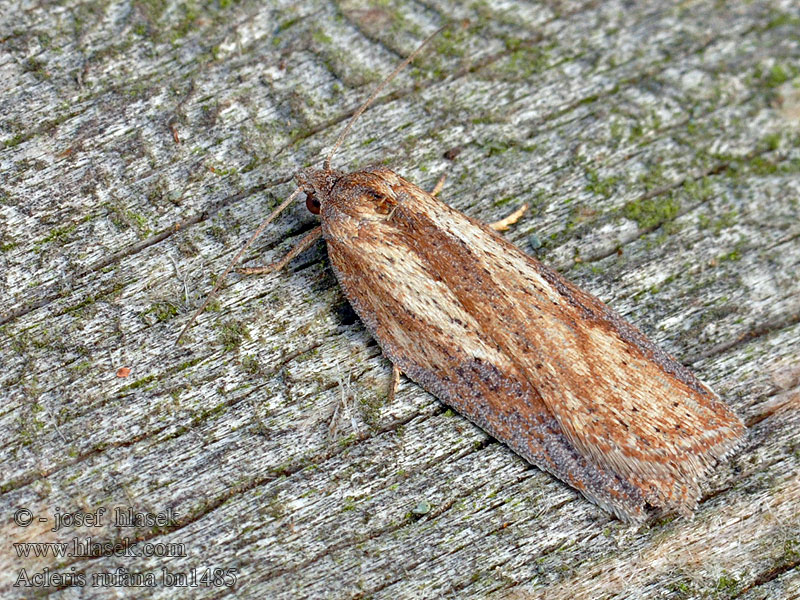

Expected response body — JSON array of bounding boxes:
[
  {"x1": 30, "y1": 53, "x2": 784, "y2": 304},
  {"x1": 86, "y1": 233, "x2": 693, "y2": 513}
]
[{"x1": 623, "y1": 197, "x2": 680, "y2": 230}]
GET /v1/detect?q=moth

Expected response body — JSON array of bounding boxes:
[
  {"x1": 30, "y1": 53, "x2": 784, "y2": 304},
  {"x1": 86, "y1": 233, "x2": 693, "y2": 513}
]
[{"x1": 178, "y1": 29, "x2": 745, "y2": 522}]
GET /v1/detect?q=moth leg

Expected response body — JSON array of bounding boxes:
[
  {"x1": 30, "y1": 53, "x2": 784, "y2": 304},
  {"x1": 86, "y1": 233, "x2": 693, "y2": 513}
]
[
  {"x1": 429, "y1": 173, "x2": 446, "y2": 197},
  {"x1": 490, "y1": 203, "x2": 529, "y2": 231},
  {"x1": 387, "y1": 364, "x2": 402, "y2": 403},
  {"x1": 236, "y1": 226, "x2": 323, "y2": 275},
  {"x1": 429, "y1": 173, "x2": 525, "y2": 230}
]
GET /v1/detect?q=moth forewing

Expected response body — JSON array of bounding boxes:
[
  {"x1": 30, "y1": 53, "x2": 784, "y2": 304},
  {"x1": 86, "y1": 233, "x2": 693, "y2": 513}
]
[{"x1": 312, "y1": 166, "x2": 745, "y2": 521}]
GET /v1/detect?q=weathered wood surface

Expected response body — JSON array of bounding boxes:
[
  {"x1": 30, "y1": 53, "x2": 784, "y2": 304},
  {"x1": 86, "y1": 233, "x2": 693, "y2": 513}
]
[{"x1": 2, "y1": 0, "x2": 799, "y2": 598}]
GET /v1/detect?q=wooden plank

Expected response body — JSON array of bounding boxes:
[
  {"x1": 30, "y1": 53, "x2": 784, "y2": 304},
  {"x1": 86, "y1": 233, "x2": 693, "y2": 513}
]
[{"x1": 1, "y1": 0, "x2": 798, "y2": 598}]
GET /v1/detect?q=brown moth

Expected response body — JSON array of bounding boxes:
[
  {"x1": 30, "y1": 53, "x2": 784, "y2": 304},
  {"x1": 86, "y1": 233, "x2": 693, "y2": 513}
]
[{"x1": 179, "y1": 29, "x2": 745, "y2": 522}]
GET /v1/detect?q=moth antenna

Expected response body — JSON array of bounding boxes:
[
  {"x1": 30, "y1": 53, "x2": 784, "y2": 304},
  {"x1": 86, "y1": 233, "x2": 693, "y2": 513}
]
[
  {"x1": 176, "y1": 187, "x2": 304, "y2": 345},
  {"x1": 323, "y1": 25, "x2": 445, "y2": 172}
]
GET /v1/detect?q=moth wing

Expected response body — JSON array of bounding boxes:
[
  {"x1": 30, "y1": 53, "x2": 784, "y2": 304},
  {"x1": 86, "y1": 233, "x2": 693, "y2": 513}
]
[
  {"x1": 321, "y1": 168, "x2": 744, "y2": 516},
  {"x1": 323, "y1": 213, "x2": 649, "y2": 521},
  {"x1": 422, "y1": 201, "x2": 745, "y2": 513}
]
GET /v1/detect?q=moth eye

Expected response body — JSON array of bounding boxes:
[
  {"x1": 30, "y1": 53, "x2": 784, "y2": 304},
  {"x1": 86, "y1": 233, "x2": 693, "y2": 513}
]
[{"x1": 305, "y1": 192, "x2": 321, "y2": 215}]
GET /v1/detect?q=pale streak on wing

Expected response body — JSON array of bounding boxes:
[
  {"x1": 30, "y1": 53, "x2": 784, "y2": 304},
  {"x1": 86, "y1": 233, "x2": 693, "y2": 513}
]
[
  {"x1": 411, "y1": 184, "x2": 744, "y2": 511},
  {"x1": 339, "y1": 224, "x2": 512, "y2": 372}
]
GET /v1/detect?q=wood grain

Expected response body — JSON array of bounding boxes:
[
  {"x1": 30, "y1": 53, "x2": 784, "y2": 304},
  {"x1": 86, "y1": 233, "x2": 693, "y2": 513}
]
[{"x1": 1, "y1": 0, "x2": 798, "y2": 598}]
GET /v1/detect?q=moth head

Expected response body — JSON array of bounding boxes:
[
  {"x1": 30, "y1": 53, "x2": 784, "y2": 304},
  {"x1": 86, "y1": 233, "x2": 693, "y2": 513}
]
[
  {"x1": 295, "y1": 168, "x2": 342, "y2": 215},
  {"x1": 297, "y1": 168, "x2": 399, "y2": 220},
  {"x1": 301, "y1": 184, "x2": 396, "y2": 217},
  {"x1": 327, "y1": 170, "x2": 400, "y2": 220}
]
